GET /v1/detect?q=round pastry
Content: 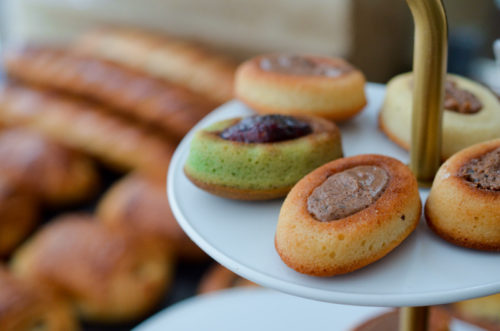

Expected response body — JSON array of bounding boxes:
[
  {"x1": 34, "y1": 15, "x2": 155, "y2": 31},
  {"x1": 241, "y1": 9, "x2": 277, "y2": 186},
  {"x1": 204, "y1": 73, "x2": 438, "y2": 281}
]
[
  {"x1": 352, "y1": 308, "x2": 450, "y2": 331},
  {"x1": 275, "y1": 154, "x2": 421, "y2": 276},
  {"x1": 452, "y1": 293, "x2": 500, "y2": 329},
  {"x1": 380, "y1": 72, "x2": 500, "y2": 160},
  {"x1": 184, "y1": 114, "x2": 343, "y2": 200},
  {"x1": 425, "y1": 138, "x2": 500, "y2": 251},
  {"x1": 0, "y1": 128, "x2": 99, "y2": 205},
  {"x1": 0, "y1": 267, "x2": 78, "y2": 331},
  {"x1": 97, "y1": 173, "x2": 206, "y2": 261},
  {"x1": 0, "y1": 176, "x2": 39, "y2": 256},
  {"x1": 198, "y1": 264, "x2": 256, "y2": 294},
  {"x1": 11, "y1": 214, "x2": 173, "y2": 322},
  {"x1": 235, "y1": 54, "x2": 367, "y2": 121}
]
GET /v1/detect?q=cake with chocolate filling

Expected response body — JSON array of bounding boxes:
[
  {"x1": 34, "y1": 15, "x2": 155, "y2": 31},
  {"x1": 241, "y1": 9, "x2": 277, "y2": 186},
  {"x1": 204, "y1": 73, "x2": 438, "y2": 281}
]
[
  {"x1": 184, "y1": 114, "x2": 343, "y2": 200},
  {"x1": 425, "y1": 139, "x2": 500, "y2": 250},
  {"x1": 235, "y1": 54, "x2": 367, "y2": 121},
  {"x1": 380, "y1": 73, "x2": 500, "y2": 159},
  {"x1": 275, "y1": 154, "x2": 421, "y2": 276}
]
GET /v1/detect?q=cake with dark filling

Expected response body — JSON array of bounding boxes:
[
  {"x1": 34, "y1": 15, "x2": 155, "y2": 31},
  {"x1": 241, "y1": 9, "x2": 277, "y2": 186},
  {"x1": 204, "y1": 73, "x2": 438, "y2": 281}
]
[{"x1": 184, "y1": 114, "x2": 343, "y2": 200}]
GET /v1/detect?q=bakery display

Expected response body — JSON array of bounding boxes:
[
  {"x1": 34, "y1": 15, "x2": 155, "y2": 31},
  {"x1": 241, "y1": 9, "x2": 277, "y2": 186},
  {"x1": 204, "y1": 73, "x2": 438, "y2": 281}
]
[
  {"x1": 97, "y1": 173, "x2": 206, "y2": 261},
  {"x1": 0, "y1": 267, "x2": 78, "y2": 331},
  {"x1": 235, "y1": 54, "x2": 366, "y2": 121},
  {"x1": 425, "y1": 138, "x2": 500, "y2": 251},
  {"x1": 184, "y1": 114, "x2": 343, "y2": 200},
  {"x1": 0, "y1": 128, "x2": 98, "y2": 205},
  {"x1": 275, "y1": 154, "x2": 421, "y2": 276},
  {"x1": 198, "y1": 264, "x2": 255, "y2": 294},
  {"x1": 4, "y1": 46, "x2": 216, "y2": 140},
  {"x1": 11, "y1": 214, "x2": 173, "y2": 322},
  {"x1": 73, "y1": 27, "x2": 236, "y2": 104},
  {"x1": 0, "y1": 83, "x2": 175, "y2": 178},
  {"x1": 380, "y1": 73, "x2": 500, "y2": 159},
  {"x1": 0, "y1": 176, "x2": 38, "y2": 256},
  {"x1": 452, "y1": 293, "x2": 500, "y2": 330}
]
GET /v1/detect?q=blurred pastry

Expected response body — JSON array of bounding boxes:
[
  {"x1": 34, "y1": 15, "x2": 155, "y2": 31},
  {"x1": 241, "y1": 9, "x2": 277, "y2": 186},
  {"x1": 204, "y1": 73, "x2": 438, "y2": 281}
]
[
  {"x1": 97, "y1": 173, "x2": 206, "y2": 261},
  {"x1": 0, "y1": 266, "x2": 78, "y2": 331},
  {"x1": 184, "y1": 114, "x2": 343, "y2": 200},
  {"x1": 352, "y1": 308, "x2": 450, "y2": 331},
  {"x1": 380, "y1": 73, "x2": 500, "y2": 159},
  {"x1": 4, "y1": 46, "x2": 216, "y2": 140},
  {"x1": 198, "y1": 264, "x2": 255, "y2": 294},
  {"x1": 235, "y1": 54, "x2": 366, "y2": 121},
  {"x1": 453, "y1": 293, "x2": 500, "y2": 330},
  {"x1": 425, "y1": 139, "x2": 500, "y2": 251},
  {"x1": 0, "y1": 176, "x2": 38, "y2": 256},
  {"x1": 11, "y1": 214, "x2": 173, "y2": 322},
  {"x1": 0, "y1": 128, "x2": 98, "y2": 205},
  {"x1": 275, "y1": 154, "x2": 421, "y2": 276},
  {"x1": 0, "y1": 83, "x2": 175, "y2": 178},
  {"x1": 74, "y1": 27, "x2": 236, "y2": 104}
]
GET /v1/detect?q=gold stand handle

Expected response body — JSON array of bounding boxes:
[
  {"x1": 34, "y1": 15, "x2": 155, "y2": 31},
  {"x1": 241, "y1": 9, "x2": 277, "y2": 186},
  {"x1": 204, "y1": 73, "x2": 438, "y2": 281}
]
[
  {"x1": 407, "y1": 0, "x2": 448, "y2": 185},
  {"x1": 399, "y1": 306, "x2": 430, "y2": 331}
]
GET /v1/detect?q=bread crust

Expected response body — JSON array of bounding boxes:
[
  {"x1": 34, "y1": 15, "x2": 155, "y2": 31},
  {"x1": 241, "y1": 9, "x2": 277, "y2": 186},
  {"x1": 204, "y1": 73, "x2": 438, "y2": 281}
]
[
  {"x1": 235, "y1": 55, "x2": 366, "y2": 121},
  {"x1": 275, "y1": 154, "x2": 421, "y2": 277},
  {"x1": 425, "y1": 139, "x2": 500, "y2": 251}
]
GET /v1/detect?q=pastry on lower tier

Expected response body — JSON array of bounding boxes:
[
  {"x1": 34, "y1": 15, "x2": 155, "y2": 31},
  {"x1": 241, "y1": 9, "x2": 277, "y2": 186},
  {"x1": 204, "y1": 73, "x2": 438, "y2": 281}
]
[
  {"x1": 235, "y1": 54, "x2": 366, "y2": 121},
  {"x1": 198, "y1": 264, "x2": 256, "y2": 294},
  {"x1": 97, "y1": 173, "x2": 206, "y2": 261},
  {"x1": 352, "y1": 308, "x2": 450, "y2": 331},
  {"x1": 275, "y1": 154, "x2": 421, "y2": 277},
  {"x1": 11, "y1": 214, "x2": 173, "y2": 322},
  {"x1": 0, "y1": 267, "x2": 78, "y2": 331},
  {"x1": 0, "y1": 176, "x2": 38, "y2": 256},
  {"x1": 184, "y1": 114, "x2": 343, "y2": 200},
  {"x1": 425, "y1": 139, "x2": 500, "y2": 251},
  {"x1": 380, "y1": 73, "x2": 500, "y2": 159},
  {"x1": 0, "y1": 128, "x2": 98, "y2": 205},
  {"x1": 452, "y1": 293, "x2": 500, "y2": 330}
]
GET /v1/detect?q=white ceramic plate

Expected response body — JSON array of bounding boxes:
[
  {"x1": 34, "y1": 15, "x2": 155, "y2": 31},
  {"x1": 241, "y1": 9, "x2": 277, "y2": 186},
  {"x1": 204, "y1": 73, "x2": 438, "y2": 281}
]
[{"x1": 168, "y1": 83, "x2": 500, "y2": 307}]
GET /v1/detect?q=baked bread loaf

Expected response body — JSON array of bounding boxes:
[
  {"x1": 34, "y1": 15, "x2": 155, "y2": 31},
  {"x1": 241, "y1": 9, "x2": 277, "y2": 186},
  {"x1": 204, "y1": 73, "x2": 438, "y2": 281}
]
[
  {"x1": 0, "y1": 83, "x2": 175, "y2": 178},
  {"x1": 73, "y1": 27, "x2": 236, "y2": 104},
  {"x1": 425, "y1": 138, "x2": 500, "y2": 251},
  {"x1": 97, "y1": 173, "x2": 206, "y2": 261},
  {"x1": 4, "y1": 46, "x2": 216, "y2": 140},
  {"x1": 235, "y1": 54, "x2": 366, "y2": 121},
  {"x1": 0, "y1": 176, "x2": 38, "y2": 256},
  {"x1": 275, "y1": 154, "x2": 421, "y2": 276},
  {"x1": 11, "y1": 214, "x2": 173, "y2": 322},
  {"x1": 0, "y1": 267, "x2": 78, "y2": 331},
  {"x1": 380, "y1": 73, "x2": 500, "y2": 159},
  {"x1": 0, "y1": 128, "x2": 98, "y2": 205},
  {"x1": 453, "y1": 293, "x2": 500, "y2": 330},
  {"x1": 198, "y1": 264, "x2": 255, "y2": 294},
  {"x1": 184, "y1": 114, "x2": 343, "y2": 200}
]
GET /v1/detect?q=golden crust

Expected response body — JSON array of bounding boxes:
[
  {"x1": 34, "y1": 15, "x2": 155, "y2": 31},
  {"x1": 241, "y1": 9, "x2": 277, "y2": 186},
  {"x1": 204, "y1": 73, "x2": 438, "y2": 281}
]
[
  {"x1": 0, "y1": 267, "x2": 78, "y2": 331},
  {"x1": 10, "y1": 214, "x2": 173, "y2": 322},
  {"x1": 0, "y1": 83, "x2": 174, "y2": 178},
  {"x1": 97, "y1": 173, "x2": 206, "y2": 261},
  {"x1": 73, "y1": 27, "x2": 236, "y2": 104},
  {"x1": 275, "y1": 154, "x2": 421, "y2": 277},
  {"x1": 197, "y1": 264, "x2": 256, "y2": 294},
  {"x1": 352, "y1": 308, "x2": 451, "y2": 331},
  {"x1": 235, "y1": 54, "x2": 367, "y2": 121},
  {"x1": 425, "y1": 139, "x2": 500, "y2": 251},
  {"x1": 4, "y1": 47, "x2": 216, "y2": 140}
]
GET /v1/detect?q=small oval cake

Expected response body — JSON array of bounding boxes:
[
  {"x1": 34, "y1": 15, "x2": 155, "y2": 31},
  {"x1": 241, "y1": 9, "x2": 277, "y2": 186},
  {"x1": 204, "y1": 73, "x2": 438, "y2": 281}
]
[
  {"x1": 425, "y1": 139, "x2": 500, "y2": 251},
  {"x1": 275, "y1": 154, "x2": 421, "y2": 276},
  {"x1": 235, "y1": 54, "x2": 367, "y2": 121},
  {"x1": 184, "y1": 114, "x2": 343, "y2": 200},
  {"x1": 380, "y1": 73, "x2": 500, "y2": 159}
]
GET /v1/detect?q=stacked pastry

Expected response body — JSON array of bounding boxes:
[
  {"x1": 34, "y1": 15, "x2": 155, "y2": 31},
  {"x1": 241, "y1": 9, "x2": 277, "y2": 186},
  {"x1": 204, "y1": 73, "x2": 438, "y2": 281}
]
[{"x1": 0, "y1": 26, "x2": 236, "y2": 328}]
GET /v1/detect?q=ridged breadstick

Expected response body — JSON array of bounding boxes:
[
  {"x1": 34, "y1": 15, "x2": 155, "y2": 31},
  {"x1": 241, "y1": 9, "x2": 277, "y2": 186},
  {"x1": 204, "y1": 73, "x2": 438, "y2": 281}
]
[
  {"x1": 4, "y1": 47, "x2": 216, "y2": 140},
  {"x1": 0, "y1": 84, "x2": 174, "y2": 178},
  {"x1": 73, "y1": 27, "x2": 236, "y2": 104}
]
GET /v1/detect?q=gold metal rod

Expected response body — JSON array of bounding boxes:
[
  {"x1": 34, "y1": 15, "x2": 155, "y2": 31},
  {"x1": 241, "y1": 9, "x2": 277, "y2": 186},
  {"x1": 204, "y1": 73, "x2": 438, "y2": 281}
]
[
  {"x1": 399, "y1": 306, "x2": 430, "y2": 331},
  {"x1": 406, "y1": 0, "x2": 448, "y2": 185}
]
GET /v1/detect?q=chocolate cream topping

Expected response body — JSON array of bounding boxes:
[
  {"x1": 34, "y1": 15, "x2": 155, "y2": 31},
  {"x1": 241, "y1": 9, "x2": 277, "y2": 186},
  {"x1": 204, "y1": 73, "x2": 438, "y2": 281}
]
[
  {"x1": 307, "y1": 166, "x2": 389, "y2": 222},
  {"x1": 460, "y1": 147, "x2": 500, "y2": 191},
  {"x1": 260, "y1": 54, "x2": 352, "y2": 77},
  {"x1": 444, "y1": 80, "x2": 483, "y2": 114}
]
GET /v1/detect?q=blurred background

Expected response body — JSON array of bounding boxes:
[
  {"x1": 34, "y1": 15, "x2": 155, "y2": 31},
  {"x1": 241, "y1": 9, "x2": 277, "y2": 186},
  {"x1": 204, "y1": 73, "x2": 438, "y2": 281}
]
[{"x1": 0, "y1": 1, "x2": 498, "y2": 331}]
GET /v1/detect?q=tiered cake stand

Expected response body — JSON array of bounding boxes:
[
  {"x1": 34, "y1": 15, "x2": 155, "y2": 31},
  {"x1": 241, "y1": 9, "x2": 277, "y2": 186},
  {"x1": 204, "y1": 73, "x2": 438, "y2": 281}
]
[{"x1": 168, "y1": 1, "x2": 500, "y2": 329}]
